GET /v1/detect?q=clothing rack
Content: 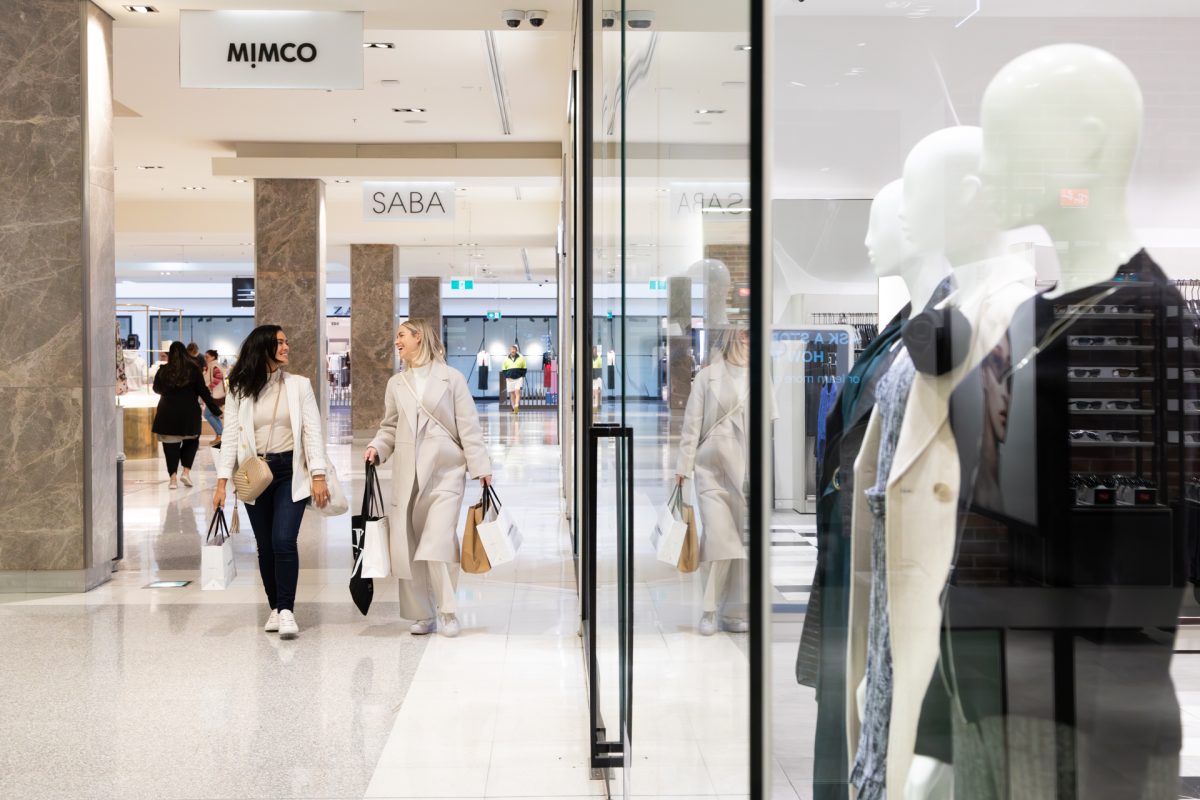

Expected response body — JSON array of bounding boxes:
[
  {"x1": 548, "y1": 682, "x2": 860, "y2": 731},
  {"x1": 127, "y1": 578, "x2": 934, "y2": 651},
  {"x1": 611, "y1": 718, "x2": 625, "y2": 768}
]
[{"x1": 810, "y1": 312, "x2": 880, "y2": 352}]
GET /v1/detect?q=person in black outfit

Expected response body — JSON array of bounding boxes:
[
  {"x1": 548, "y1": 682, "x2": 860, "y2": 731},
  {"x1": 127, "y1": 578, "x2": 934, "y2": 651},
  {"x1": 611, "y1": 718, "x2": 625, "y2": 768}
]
[{"x1": 153, "y1": 341, "x2": 221, "y2": 490}]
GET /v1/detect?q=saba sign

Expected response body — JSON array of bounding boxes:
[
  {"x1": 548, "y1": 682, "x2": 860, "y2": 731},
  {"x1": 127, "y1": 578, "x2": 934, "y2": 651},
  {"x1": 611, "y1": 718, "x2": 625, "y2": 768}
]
[
  {"x1": 364, "y1": 183, "x2": 457, "y2": 222},
  {"x1": 180, "y1": 10, "x2": 363, "y2": 90}
]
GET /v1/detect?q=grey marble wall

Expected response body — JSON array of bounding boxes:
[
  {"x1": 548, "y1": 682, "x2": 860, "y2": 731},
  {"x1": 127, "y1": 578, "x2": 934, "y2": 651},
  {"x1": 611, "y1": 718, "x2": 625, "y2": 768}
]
[
  {"x1": 0, "y1": 1, "x2": 116, "y2": 590},
  {"x1": 351, "y1": 245, "x2": 399, "y2": 438},
  {"x1": 254, "y1": 179, "x2": 327, "y2": 413},
  {"x1": 668, "y1": 277, "x2": 693, "y2": 412},
  {"x1": 408, "y1": 277, "x2": 442, "y2": 331}
]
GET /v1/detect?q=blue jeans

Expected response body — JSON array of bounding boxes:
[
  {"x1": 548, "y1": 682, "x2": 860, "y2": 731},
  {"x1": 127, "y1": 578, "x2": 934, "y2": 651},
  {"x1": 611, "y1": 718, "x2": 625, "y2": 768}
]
[
  {"x1": 203, "y1": 405, "x2": 223, "y2": 436},
  {"x1": 244, "y1": 452, "x2": 306, "y2": 612}
]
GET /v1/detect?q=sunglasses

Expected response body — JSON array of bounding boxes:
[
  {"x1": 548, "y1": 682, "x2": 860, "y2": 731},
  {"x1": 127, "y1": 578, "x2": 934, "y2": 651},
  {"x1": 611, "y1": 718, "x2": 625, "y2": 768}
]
[
  {"x1": 1187, "y1": 369, "x2": 1200, "y2": 380},
  {"x1": 1069, "y1": 368, "x2": 1101, "y2": 378},
  {"x1": 1186, "y1": 432, "x2": 1200, "y2": 444},
  {"x1": 1112, "y1": 368, "x2": 1140, "y2": 378},
  {"x1": 1069, "y1": 400, "x2": 1102, "y2": 410},
  {"x1": 1058, "y1": 304, "x2": 1138, "y2": 315},
  {"x1": 1106, "y1": 400, "x2": 1141, "y2": 410},
  {"x1": 1105, "y1": 431, "x2": 1139, "y2": 442},
  {"x1": 1071, "y1": 336, "x2": 1106, "y2": 346},
  {"x1": 1069, "y1": 429, "x2": 1101, "y2": 441}
]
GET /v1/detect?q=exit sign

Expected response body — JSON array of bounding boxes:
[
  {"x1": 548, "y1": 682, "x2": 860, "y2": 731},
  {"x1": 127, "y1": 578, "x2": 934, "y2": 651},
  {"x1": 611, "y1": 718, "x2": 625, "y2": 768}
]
[
  {"x1": 450, "y1": 278, "x2": 475, "y2": 290},
  {"x1": 486, "y1": 310, "x2": 503, "y2": 320},
  {"x1": 649, "y1": 279, "x2": 667, "y2": 290}
]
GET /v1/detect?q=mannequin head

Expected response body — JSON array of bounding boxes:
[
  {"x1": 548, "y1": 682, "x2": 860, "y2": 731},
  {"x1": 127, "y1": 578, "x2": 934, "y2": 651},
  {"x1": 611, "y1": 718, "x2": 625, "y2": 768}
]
[
  {"x1": 902, "y1": 126, "x2": 1001, "y2": 268},
  {"x1": 980, "y1": 44, "x2": 1143, "y2": 230},
  {"x1": 865, "y1": 179, "x2": 913, "y2": 278}
]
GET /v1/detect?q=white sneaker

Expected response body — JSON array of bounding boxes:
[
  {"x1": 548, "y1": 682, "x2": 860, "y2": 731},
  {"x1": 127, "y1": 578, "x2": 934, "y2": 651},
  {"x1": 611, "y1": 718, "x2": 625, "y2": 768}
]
[
  {"x1": 264, "y1": 610, "x2": 280, "y2": 633},
  {"x1": 698, "y1": 612, "x2": 717, "y2": 636},
  {"x1": 410, "y1": 618, "x2": 436, "y2": 635},
  {"x1": 439, "y1": 613, "x2": 461, "y2": 638},
  {"x1": 278, "y1": 610, "x2": 299, "y2": 639},
  {"x1": 720, "y1": 616, "x2": 749, "y2": 633},
  {"x1": 180, "y1": 472, "x2": 193, "y2": 488}
]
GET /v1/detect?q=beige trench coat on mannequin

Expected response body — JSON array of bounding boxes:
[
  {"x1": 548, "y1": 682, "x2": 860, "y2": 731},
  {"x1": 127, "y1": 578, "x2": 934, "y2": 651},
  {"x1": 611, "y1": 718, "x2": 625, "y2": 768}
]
[
  {"x1": 677, "y1": 359, "x2": 750, "y2": 562},
  {"x1": 368, "y1": 363, "x2": 492, "y2": 581},
  {"x1": 845, "y1": 259, "x2": 1035, "y2": 796}
]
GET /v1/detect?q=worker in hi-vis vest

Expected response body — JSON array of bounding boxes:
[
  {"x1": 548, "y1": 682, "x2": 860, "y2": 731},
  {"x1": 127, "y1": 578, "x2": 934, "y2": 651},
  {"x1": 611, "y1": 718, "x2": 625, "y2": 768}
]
[
  {"x1": 592, "y1": 345, "x2": 604, "y2": 410},
  {"x1": 502, "y1": 345, "x2": 528, "y2": 414}
]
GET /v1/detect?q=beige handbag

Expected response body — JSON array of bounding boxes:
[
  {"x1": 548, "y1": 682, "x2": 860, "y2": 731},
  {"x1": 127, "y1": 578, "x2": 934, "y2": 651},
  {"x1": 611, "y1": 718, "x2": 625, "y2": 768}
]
[{"x1": 232, "y1": 377, "x2": 284, "y2": 502}]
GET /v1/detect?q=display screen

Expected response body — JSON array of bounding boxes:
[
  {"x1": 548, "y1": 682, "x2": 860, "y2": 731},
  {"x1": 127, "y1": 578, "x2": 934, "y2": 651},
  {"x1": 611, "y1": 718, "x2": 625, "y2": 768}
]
[{"x1": 231, "y1": 277, "x2": 256, "y2": 308}]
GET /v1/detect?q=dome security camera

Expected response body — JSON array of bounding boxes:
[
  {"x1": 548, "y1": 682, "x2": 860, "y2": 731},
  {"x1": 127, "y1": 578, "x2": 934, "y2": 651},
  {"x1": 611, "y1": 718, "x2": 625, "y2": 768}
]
[
  {"x1": 501, "y1": 9, "x2": 525, "y2": 28},
  {"x1": 527, "y1": 9, "x2": 548, "y2": 27},
  {"x1": 601, "y1": 10, "x2": 618, "y2": 28},
  {"x1": 626, "y1": 10, "x2": 655, "y2": 29}
]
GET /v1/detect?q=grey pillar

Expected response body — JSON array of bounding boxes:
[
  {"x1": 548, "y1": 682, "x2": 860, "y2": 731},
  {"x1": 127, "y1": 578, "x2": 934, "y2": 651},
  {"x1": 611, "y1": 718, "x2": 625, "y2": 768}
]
[
  {"x1": 408, "y1": 277, "x2": 442, "y2": 331},
  {"x1": 351, "y1": 245, "x2": 399, "y2": 439},
  {"x1": 0, "y1": 1, "x2": 116, "y2": 591},
  {"x1": 254, "y1": 179, "x2": 327, "y2": 412},
  {"x1": 668, "y1": 277, "x2": 694, "y2": 412}
]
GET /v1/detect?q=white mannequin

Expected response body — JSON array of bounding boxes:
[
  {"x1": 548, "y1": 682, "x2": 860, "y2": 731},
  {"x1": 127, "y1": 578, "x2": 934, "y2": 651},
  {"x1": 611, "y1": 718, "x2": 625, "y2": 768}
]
[
  {"x1": 980, "y1": 44, "x2": 1143, "y2": 297},
  {"x1": 865, "y1": 179, "x2": 950, "y2": 315}
]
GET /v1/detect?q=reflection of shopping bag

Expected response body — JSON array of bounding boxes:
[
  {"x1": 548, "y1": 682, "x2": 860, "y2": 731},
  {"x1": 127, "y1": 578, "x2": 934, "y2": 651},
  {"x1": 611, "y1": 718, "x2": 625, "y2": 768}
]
[
  {"x1": 357, "y1": 464, "x2": 391, "y2": 579},
  {"x1": 201, "y1": 509, "x2": 237, "y2": 590},
  {"x1": 461, "y1": 493, "x2": 491, "y2": 574},
  {"x1": 651, "y1": 486, "x2": 700, "y2": 573},
  {"x1": 477, "y1": 487, "x2": 522, "y2": 567}
]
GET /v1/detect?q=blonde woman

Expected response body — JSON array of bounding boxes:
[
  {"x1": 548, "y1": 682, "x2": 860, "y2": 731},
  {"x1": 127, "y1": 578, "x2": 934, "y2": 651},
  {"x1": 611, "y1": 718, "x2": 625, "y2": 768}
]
[
  {"x1": 365, "y1": 319, "x2": 492, "y2": 638},
  {"x1": 676, "y1": 326, "x2": 751, "y2": 636}
]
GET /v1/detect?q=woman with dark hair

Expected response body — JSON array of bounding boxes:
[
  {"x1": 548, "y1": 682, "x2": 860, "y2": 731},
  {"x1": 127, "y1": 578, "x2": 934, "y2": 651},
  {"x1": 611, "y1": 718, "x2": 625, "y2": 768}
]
[
  {"x1": 213, "y1": 325, "x2": 330, "y2": 640},
  {"x1": 203, "y1": 349, "x2": 225, "y2": 448},
  {"x1": 152, "y1": 341, "x2": 222, "y2": 490}
]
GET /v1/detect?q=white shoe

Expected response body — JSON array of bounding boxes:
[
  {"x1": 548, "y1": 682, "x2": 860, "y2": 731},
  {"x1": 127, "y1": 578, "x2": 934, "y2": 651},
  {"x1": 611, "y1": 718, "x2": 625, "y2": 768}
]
[
  {"x1": 168, "y1": 477, "x2": 178, "y2": 490},
  {"x1": 180, "y1": 472, "x2": 193, "y2": 488},
  {"x1": 410, "y1": 618, "x2": 436, "y2": 635},
  {"x1": 278, "y1": 610, "x2": 299, "y2": 639},
  {"x1": 264, "y1": 610, "x2": 280, "y2": 633},
  {"x1": 698, "y1": 612, "x2": 717, "y2": 636},
  {"x1": 439, "y1": 613, "x2": 461, "y2": 638},
  {"x1": 720, "y1": 616, "x2": 749, "y2": 633}
]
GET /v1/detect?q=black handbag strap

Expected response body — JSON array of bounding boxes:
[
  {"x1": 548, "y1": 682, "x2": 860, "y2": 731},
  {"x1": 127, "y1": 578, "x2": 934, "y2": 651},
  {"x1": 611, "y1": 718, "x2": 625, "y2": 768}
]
[
  {"x1": 206, "y1": 508, "x2": 229, "y2": 544},
  {"x1": 361, "y1": 463, "x2": 385, "y2": 517},
  {"x1": 484, "y1": 484, "x2": 502, "y2": 510}
]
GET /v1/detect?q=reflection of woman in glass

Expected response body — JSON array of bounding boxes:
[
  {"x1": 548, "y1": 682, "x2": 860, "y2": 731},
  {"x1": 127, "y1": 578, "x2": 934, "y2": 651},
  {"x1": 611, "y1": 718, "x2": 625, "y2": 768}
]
[
  {"x1": 974, "y1": 333, "x2": 1012, "y2": 511},
  {"x1": 676, "y1": 326, "x2": 750, "y2": 636}
]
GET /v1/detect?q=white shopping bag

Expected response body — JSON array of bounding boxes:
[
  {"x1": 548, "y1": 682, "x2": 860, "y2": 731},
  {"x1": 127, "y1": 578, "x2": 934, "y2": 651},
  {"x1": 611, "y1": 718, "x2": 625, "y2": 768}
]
[
  {"x1": 477, "y1": 487, "x2": 523, "y2": 567},
  {"x1": 361, "y1": 517, "x2": 391, "y2": 579},
  {"x1": 651, "y1": 485, "x2": 688, "y2": 567},
  {"x1": 201, "y1": 509, "x2": 237, "y2": 590}
]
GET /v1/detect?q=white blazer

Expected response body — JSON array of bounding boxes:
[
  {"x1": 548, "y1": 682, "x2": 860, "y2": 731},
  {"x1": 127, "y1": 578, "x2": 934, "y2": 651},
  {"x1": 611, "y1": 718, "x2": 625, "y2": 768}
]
[
  {"x1": 845, "y1": 257, "x2": 1035, "y2": 795},
  {"x1": 217, "y1": 373, "x2": 328, "y2": 505}
]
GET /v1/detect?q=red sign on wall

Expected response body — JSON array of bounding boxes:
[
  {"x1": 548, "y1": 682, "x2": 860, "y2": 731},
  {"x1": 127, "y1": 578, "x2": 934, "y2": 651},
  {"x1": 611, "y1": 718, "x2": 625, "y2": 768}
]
[{"x1": 1060, "y1": 188, "x2": 1090, "y2": 208}]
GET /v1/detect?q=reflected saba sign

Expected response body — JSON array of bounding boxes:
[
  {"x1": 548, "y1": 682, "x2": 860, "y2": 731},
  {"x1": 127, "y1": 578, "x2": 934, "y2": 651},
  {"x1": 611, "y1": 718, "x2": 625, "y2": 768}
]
[
  {"x1": 180, "y1": 10, "x2": 364, "y2": 89},
  {"x1": 364, "y1": 183, "x2": 456, "y2": 222}
]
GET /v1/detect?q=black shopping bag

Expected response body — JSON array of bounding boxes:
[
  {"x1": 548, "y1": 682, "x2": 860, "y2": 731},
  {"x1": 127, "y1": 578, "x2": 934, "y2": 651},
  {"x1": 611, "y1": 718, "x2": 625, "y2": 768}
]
[{"x1": 349, "y1": 463, "x2": 385, "y2": 615}]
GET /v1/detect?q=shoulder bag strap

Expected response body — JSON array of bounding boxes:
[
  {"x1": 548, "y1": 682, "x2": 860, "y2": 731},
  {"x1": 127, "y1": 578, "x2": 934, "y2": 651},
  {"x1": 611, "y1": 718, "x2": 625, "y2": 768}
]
[
  {"x1": 699, "y1": 389, "x2": 750, "y2": 448},
  {"x1": 400, "y1": 371, "x2": 463, "y2": 450}
]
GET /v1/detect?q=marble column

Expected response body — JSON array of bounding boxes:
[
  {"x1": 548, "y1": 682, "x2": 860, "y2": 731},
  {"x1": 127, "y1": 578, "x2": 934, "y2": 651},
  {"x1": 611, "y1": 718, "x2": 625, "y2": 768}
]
[
  {"x1": 351, "y1": 245, "x2": 399, "y2": 439},
  {"x1": 408, "y1": 277, "x2": 442, "y2": 330},
  {"x1": 0, "y1": 1, "x2": 117, "y2": 592},
  {"x1": 668, "y1": 277, "x2": 693, "y2": 412},
  {"x1": 254, "y1": 179, "x2": 327, "y2": 412}
]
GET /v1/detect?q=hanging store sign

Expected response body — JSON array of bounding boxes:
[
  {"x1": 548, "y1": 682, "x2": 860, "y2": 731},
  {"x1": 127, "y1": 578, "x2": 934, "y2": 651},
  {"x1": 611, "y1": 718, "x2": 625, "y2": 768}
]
[
  {"x1": 231, "y1": 277, "x2": 255, "y2": 308},
  {"x1": 669, "y1": 183, "x2": 750, "y2": 218},
  {"x1": 179, "y1": 10, "x2": 364, "y2": 90},
  {"x1": 363, "y1": 182, "x2": 456, "y2": 222}
]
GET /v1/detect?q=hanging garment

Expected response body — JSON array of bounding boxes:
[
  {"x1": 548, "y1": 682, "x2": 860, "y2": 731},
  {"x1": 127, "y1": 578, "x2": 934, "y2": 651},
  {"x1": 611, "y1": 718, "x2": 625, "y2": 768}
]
[{"x1": 814, "y1": 381, "x2": 839, "y2": 477}]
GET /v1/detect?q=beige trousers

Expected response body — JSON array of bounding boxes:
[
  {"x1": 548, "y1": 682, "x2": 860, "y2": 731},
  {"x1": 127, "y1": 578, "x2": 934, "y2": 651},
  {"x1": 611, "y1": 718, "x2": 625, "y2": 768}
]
[
  {"x1": 397, "y1": 560, "x2": 459, "y2": 620},
  {"x1": 703, "y1": 558, "x2": 748, "y2": 617}
]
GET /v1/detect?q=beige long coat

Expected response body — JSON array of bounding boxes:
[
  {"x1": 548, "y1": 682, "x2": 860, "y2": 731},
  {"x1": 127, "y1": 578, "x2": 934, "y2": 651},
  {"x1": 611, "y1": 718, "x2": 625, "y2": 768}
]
[
  {"x1": 368, "y1": 363, "x2": 492, "y2": 580},
  {"x1": 845, "y1": 259, "x2": 1035, "y2": 795},
  {"x1": 677, "y1": 360, "x2": 750, "y2": 562}
]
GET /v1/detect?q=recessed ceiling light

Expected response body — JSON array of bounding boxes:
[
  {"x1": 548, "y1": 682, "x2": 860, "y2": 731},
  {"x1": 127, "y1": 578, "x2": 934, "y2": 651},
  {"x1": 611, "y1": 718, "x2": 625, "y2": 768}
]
[
  {"x1": 364, "y1": 42, "x2": 395, "y2": 49},
  {"x1": 789, "y1": 81, "x2": 807, "y2": 87},
  {"x1": 136, "y1": 165, "x2": 163, "y2": 170},
  {"x1": 181, "y1": 186, "x2": 206, "y2": 191},
  {"x1": 392, "y1": 107, "x2": 426, "y2": 113},
  {"x1": 123, "y1": 4, "x2": 158, "y2": 12},
  {"x1": 232, "y1": 178, "x2": 249, "y2": 184},
  {"x1": 456, "y1": 187, "x2": 468, "y2": 192},
  {"x1": 734, "y1": 44, "x2": 751, "y2": 52},
  {"x1": 458, "y1": 242, "x2": 479, "y2": 247},
  {"x1": 381, "y1": 79, "x2": 402, "y2": 85},
  {"x1": 404, "y1": 120, "x2": 427, "y2": 125},
  {"x1": 857, "y1": 41, "x2": 868, "y2": 47},
  {"x1": 695, "y1": 109, "x2": 726, "y2": 115},
  {"x1": 334, "y1": 179, "x2": 351, "y2": 184}
]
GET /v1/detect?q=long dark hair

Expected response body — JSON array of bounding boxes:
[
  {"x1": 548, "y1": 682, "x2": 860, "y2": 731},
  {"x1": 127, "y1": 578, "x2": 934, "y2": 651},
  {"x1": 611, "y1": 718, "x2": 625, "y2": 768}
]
[
  {"x1": 159, "y1": 341, "x2": 199, "y2": 389},
  {"x1": 227, "y1": 325, "x2": 284, "y2": 400}
]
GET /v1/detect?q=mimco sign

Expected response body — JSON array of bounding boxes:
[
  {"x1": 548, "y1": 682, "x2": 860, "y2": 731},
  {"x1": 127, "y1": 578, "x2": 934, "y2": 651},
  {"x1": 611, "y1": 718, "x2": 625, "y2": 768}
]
[{"x1": 180, "y1": 10, "x2": 363, "y2": 89}]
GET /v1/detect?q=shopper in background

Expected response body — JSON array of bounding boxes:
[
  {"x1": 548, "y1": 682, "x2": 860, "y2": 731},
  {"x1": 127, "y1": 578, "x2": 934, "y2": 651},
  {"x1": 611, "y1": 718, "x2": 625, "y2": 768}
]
[
  {"x1": 592, "y1": 345, "x2": 603, "y2": 410},
  {"x1": 213, "y1": 325, "x2": 330, "y2": 641},
  {"x1": 186, "y1": 342, "x2": 206, "y2": 373},
  {"x1": 203, "y1": 349, "x2": 225, "y2": 448},
  {"x1": 152, "y1": 341, "x2": 222, "y2": 490},
  {"x1": 365, "y1": 319, "x2": 492, "y2": 638},
  {"x1": 502, "y1": 344, "x2": 527, "y2": 414},
  {"x1": 676, "y1": 326, "x2": 752, "y2": 636}
]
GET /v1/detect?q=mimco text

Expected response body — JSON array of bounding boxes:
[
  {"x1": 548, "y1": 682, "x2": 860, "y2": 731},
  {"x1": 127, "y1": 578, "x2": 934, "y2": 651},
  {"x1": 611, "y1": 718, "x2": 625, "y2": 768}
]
[{"x1": 227, "y1": 42, "x2": 318, "y2": 68}]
